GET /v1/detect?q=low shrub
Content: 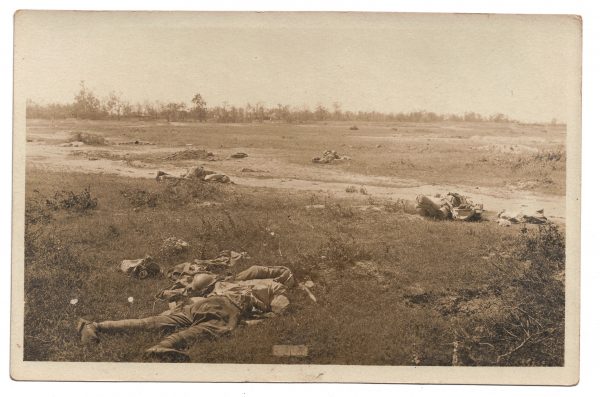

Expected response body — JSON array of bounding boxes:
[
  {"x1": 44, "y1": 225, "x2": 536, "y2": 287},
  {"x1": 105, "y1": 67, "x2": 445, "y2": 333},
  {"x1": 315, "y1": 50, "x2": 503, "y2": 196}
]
[
  {"x1": 319, "y1": 236, "x2": 371, "y2": 269},
  {"x1": 45, "y1": 188, "x2": 98, "y2": 213},
  {"x1": 159, "y1": 179, "x2": 222, "y2": 205},
  {"x1": 453, "y1": 223, "x2": 565, "y2": 366}
]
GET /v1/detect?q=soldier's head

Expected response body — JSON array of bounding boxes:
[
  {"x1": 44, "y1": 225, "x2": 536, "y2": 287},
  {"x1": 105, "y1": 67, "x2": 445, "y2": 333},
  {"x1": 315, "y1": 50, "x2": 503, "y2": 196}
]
[{"x1": 190, "y1": 273, "x2": 217, "y2": 293}]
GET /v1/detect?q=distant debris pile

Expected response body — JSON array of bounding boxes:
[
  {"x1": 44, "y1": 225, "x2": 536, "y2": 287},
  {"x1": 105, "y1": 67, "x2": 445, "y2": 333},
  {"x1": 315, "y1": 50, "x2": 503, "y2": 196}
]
[
  {"x1": 116, "y1": 140, "x2": 155, "y2": 146},
  {"x1": 230, "y1": 152, "x2": 248, "y2": 159},
  {"x1": 311, "y1": 149, "x2": 351, "y2": 164}
]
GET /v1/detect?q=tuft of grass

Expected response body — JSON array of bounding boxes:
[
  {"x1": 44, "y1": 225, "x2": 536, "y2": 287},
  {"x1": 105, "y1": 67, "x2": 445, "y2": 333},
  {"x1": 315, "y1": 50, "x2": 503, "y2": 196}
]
[
  {"x1": 345, "y1": 185, "x2": 358, "y2": 193},
  {"x1": 120, "y1": 188, "x2": 159, "y2": 209},
  {"x1": 318, "y1": 236, "x2": 371, "y2": 270}
]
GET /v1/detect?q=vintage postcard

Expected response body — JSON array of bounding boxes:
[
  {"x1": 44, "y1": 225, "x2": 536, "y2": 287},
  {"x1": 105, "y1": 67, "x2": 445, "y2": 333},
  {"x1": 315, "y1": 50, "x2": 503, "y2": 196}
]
[{"x1": 11, "y1": 11, "x2": 581, "y2": 384}]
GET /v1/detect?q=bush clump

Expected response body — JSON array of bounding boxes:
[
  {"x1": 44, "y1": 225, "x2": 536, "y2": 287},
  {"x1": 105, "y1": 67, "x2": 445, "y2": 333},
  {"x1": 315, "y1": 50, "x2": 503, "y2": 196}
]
[
  {"x1": 45, "y1": 188, "x2": 98, "y2": 213},
  {"x1": 453, "y1": 224, "x2": 566, "y2": 366}
]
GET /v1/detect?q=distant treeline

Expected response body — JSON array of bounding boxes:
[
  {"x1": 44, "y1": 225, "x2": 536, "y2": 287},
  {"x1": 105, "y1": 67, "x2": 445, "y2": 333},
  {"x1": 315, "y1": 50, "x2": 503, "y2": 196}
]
[{"x1": 27, "y1": 81, "x2": 526, "y2": 124}]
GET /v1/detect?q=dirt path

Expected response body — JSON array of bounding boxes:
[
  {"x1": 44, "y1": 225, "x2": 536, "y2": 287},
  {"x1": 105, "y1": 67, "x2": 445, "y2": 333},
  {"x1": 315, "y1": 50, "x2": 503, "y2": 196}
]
[{"x1": 26, "y1": 141, "x2": 566, "y2": 222}]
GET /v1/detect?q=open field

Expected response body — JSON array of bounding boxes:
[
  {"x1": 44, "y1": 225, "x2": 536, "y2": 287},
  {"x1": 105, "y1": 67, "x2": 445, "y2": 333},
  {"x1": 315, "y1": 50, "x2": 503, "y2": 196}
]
[
  {"x1": 26, "y1": 119, "x2": 566, "y2": 213},
  {"x1": 23, "y1": 119, "x2": 566, "y2": 366}
]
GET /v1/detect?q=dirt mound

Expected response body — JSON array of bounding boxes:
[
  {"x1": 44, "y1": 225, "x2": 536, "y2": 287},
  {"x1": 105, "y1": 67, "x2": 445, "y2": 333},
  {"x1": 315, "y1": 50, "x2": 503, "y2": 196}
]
[{"x1": 164, "y1": 149, "x2": 214, "y2": 161}]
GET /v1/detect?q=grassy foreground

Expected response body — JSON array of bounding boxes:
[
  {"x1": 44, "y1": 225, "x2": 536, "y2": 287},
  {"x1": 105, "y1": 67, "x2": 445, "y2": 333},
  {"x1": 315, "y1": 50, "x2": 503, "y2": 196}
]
[{"x1": 23, "y1": 169, "x2": 564, "y2": 365}]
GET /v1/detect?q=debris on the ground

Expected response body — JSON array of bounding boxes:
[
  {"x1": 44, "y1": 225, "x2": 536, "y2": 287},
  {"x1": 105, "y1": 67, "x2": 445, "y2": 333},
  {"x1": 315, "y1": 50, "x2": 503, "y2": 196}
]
[
  {"x1": 349, "y1": 125, "x2": 359, "y2": 130},
  {"x1": 230, "y1": 152, "x2": 248, "y2": 159},
  {"x1": 354, "y1": 205, "x2": 384, "y2": 212},
  {"x1": 416, "y1": 192, "x2": 483, "y2": 221},
  {"x1": 164, "y1": 149, "x2": 214, "y2": 161},
  {"x1": 204, "y1": 173, "x2": 232, "y2": 183},
  {"x1": 117, "y1": 140, "x2": 155, "y2": 146},
  {"x1": 298, "y1": 281, "x2": 317, "y2": 303},
  {"x1": 353, "y1": 260, "x2": 387, "y2": 283},
  {"x1": 311, "y1": 150, "x2": 351, "y2": 164},
  {"x1": 159, "y1": 237, "x2": 189, "y2": 256},
  {"x1": 119, "y1": 255, "x2": 162, "y2": 279},
  {"x1": 195, "y1": 201, "x2": 223, "y2": 208},
  {"x1": 272, "y1": 345, "x2": 309, "y2": 357},
  {"x1": 60, "y1": 141, "x2": 85, "y2": 147},
  {"x1": 241, "y1": 168, "x2": 267, "y2": 173},
  {"x1": 305, "y1": 204, "x2": 326, "y2": 210},
  {"x1": 496, "y1": 209, "x2": 547, "y2": 225},
  {"x1": 163, "y1": 251, "x2": 249, "y2": 284},
  {"x1": 181, "y1": 166, "x2": 213, "y2": 180}
]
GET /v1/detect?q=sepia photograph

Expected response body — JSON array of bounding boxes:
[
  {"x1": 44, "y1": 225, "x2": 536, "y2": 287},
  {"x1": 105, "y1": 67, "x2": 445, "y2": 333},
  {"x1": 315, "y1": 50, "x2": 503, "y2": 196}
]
[{"x1": 11, "y1": 10, "x2": 581, "y2": 384}]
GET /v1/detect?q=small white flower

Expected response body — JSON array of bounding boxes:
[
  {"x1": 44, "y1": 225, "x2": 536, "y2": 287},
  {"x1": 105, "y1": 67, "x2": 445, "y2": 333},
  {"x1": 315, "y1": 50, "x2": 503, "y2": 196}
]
[
  {"x1": 128, "y1": 297, "x2": 134, "y2": 303},
  {"x1": 69, "y1": 298, "x2": 78, "y2": 305}
]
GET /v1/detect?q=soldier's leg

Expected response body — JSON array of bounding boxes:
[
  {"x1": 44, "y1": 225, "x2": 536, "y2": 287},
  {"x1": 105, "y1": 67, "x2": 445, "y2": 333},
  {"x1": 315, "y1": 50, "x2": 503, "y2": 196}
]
[
  {"x1": 144, "y1": 321, "x2": 230, "y2": 361},
  {"x1": 78, "y1": 312, "x2": 191, "y2": 343},
  {"x1": 152, "y1": 320, "x2": 228, "y2": 351}
]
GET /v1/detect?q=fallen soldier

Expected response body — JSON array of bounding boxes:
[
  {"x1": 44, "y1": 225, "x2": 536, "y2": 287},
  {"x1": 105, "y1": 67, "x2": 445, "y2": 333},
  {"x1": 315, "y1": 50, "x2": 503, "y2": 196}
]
[
  {"x1": 155, "y1": 170, "x2": 179, "y2": 182},
  {"x1": 77, "y1": 266, "x2": 293, "y2": 361},
  {"x1": 416, "y1": 192, "x2": 482, "y2": 221},
  {"x1": 157, "y1": 251, "x2": 250, "y2": 301},
  {"x1": 156, "y1": 168, "x2": 231, "y2": 183}
]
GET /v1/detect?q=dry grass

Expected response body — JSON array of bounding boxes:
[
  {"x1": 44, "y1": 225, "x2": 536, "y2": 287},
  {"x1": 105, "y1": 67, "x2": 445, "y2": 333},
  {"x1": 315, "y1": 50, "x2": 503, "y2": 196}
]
[{"x1": 22, "y1": 169, "x2": 564, "y2": 365}]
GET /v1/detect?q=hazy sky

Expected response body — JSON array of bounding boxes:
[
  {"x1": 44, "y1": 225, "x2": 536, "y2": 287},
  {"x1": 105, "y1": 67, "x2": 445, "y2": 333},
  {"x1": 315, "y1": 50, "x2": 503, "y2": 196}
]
[{"x1": 15, "y1": 12, "x2": 580, "y2": 122}]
